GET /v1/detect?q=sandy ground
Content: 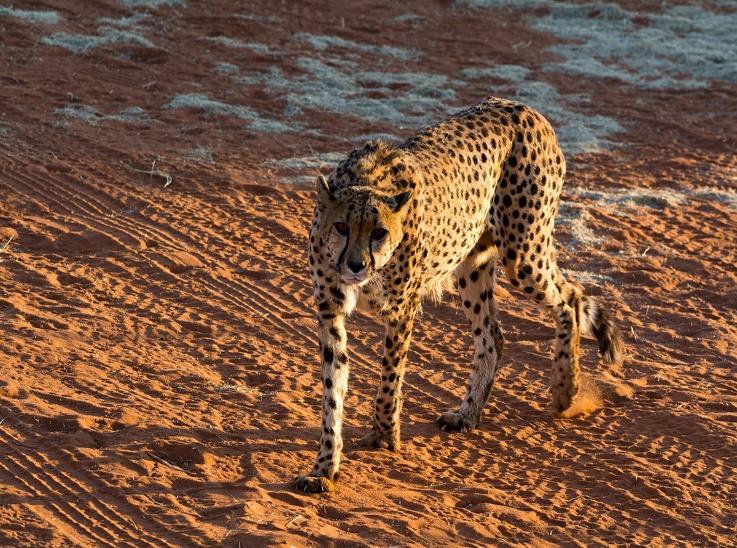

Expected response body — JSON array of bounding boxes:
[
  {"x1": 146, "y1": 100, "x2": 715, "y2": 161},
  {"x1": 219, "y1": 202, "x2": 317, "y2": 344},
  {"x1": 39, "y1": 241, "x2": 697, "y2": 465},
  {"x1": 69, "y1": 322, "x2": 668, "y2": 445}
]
[{"x1": 1, "y1": 0, "x2": 737, "y2": 545}]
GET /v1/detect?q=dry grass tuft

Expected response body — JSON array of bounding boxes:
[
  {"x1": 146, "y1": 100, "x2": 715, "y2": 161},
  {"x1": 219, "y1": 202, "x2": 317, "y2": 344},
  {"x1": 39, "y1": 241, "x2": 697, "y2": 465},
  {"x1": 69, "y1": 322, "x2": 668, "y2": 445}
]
[{"x1": 123, "y1": 160, "x2": 173, "y2": 187}]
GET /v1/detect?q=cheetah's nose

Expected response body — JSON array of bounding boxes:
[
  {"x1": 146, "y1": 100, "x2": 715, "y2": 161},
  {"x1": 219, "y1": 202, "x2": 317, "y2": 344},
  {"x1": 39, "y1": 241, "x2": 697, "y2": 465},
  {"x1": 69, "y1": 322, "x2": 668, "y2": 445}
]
[{"x1": 347, "y1": 259, "x2": 366, "y2": 273}]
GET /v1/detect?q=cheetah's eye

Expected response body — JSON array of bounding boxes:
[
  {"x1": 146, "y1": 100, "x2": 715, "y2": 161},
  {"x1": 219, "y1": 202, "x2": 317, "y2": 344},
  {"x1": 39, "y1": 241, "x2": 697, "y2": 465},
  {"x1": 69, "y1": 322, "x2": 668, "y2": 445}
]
[
  {"x1": 334, "y1": 222, "x2": 349, "y2": 236},
  {"x1": 371, "y1": 228, "x2": 388, "y2": 241}
]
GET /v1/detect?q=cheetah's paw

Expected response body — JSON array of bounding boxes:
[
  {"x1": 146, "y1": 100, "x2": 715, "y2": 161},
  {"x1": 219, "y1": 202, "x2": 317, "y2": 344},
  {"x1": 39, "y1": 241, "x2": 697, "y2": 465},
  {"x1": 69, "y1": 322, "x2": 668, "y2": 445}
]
[
  {"x1": 437, "y1": 411, "x2": 476, "y2": 432},
  {"x1": 293, "y1": 474, "x2": 334, "y2": 494},
  {"x1": 359, "y1": 429, "x2": 400, "y2": 451}
]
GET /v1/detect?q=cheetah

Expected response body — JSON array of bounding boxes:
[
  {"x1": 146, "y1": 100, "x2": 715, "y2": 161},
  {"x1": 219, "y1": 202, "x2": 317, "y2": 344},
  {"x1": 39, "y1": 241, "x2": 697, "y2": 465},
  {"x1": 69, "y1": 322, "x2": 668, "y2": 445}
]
[{"x1": 295, "y1": 97, "x2": 624, "y2": 493}]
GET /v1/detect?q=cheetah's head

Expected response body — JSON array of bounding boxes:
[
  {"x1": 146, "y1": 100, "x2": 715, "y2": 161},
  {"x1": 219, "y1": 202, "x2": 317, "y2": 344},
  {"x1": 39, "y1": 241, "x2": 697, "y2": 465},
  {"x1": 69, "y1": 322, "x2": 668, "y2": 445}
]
[{"x1": 316, "y1": 176, "x2": 413, "y2": 286}]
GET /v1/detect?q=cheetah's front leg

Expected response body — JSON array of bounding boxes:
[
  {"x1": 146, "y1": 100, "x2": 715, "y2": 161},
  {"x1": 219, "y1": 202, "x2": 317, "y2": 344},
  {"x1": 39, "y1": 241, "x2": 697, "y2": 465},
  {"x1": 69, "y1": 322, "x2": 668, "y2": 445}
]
[
  {"x1": 294, "y1": 314, "x2": 349, "y2": 493},
  {"x1": 360, "y1": 309, "x2": 416, "y2": 451}
]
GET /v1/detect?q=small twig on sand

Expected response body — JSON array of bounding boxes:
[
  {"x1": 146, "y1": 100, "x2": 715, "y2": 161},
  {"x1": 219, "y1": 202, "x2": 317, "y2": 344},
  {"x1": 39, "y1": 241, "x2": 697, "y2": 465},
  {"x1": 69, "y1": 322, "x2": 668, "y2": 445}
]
[
  {"x1": 146, "y1": 451, "x2": 188, "y2": 472},
  {"x1": 286, "y1": 514, "x2": 306, "y2": 528},
  {"x1": 512, "y1": 39, "x2": 532, "y2": 52},
  {"x1": 123, "y1": 161, "x2": 173, "y2": 188},
  {"x1": 0, "y1": 235, "x2": 14, "y2": 252}
]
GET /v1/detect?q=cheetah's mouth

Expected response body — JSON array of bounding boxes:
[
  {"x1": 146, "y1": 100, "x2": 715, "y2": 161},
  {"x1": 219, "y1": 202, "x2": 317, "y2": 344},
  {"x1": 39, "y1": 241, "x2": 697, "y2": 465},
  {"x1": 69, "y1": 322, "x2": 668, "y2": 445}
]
[{"x1": 339, "y1": 270, "x2": 373, "y2": 287}]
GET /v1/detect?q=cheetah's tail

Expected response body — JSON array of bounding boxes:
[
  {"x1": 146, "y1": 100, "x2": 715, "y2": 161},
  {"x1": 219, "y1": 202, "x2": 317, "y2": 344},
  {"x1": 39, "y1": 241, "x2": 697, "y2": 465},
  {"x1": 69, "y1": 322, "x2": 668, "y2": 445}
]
[{"x1": 577, "y1": 295, "x2": 625, "y2": 366}]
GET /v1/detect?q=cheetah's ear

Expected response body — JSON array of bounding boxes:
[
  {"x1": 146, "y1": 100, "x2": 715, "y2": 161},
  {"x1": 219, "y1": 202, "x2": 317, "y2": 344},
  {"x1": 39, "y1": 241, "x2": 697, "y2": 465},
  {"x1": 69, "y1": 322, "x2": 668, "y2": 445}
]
[
  {"x1": 317, "y1": 175, "x2": 335, "y2": 201},
  {"x1": 389, "y1": 189, "x2": 413, "y2": 213}
]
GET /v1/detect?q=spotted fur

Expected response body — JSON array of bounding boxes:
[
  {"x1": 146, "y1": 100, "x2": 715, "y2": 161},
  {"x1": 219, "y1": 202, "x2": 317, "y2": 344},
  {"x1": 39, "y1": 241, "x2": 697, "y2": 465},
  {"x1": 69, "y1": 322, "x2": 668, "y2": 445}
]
[{"x1": 294, "y1": 97, "x2": 624, "y2": 493}]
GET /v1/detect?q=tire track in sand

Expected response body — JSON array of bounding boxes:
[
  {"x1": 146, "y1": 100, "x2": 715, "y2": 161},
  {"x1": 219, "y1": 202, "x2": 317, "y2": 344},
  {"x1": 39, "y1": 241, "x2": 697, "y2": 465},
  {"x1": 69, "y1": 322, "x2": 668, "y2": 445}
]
[{"x1": 0, "y1": 414, "x2": 205, "y2": 547}]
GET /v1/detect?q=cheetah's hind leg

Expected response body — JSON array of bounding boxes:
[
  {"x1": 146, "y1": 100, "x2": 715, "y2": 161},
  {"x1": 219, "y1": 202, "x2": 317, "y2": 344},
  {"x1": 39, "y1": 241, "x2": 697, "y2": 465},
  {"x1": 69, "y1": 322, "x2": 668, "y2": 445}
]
[{"x1": 438, "y1": 239, "x2": 503, "y2": 432}]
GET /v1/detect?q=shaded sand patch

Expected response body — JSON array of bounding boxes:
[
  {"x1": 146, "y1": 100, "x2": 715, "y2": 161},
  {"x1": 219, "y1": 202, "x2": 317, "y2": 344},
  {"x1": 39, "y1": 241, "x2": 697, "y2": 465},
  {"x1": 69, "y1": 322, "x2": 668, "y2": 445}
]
[
  {"x1": 213, "y1": 62, "x2": 239, "y2": 74},
  {"x1": 224, "y1": 33, "x2": 452, "y2": 130},
  {"x1": 98, "y1": 13, "x2": 150, "y2": 28},
  {"x1": 41, "y1": 28, "x2": 154, "y2": 53},
  {"x1": 54, "y1": 105, "x2": 152, "y2": 126},
  {"x1": 268, "y1": 152, "x2": 346, "y2": 171},
  {"x1": 460, "y1": 72, "x2": 623, "y2": 153},
  {"x1": 537, "y1": 3, "x2": 737, "y2": 89},
  {"x1": 266, "y1": 152, "x2": 349, "y2": 184},
  {"x1": 183, "y1": 146, "x2": 214, "y2": 162},
  {"x1": 465, "y1": 1, "x2": 737, "y2": 88},
  {"x1": 557, "y1": 181, "x2": 737, "y2": 249},
  {"x1": 255, "y1": 58, "x2": 454, "y2": 128},
  {"x1": 295, "y1": 32, "x2": 416, "y2": 61},
  {"x1": 0, "y1": 6, "x2": 61, "y2": 24},
  {"x1": 207, "y1": 36, "x2": 270, "y2": 54},
  {"x1": 120, "y1": 0, "x2": 185, "y2": 7},
  {"x1": 164, "y1": 93, "x2": 294, "y2": 133}
]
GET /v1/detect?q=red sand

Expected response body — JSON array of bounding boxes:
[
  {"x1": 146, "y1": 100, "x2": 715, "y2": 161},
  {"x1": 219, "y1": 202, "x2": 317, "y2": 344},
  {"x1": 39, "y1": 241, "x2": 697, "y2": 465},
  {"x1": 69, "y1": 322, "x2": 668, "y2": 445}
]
[{"x1": 1, "y1": 1, "x2": 736, "y2": 545}]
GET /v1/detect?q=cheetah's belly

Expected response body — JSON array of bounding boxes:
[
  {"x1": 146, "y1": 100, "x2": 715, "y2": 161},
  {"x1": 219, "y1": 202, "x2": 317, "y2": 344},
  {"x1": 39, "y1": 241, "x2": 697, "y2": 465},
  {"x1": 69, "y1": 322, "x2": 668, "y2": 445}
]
[{"x1": 418, "y1": 199, "x2": 492, "y2": 300}]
